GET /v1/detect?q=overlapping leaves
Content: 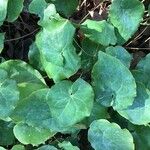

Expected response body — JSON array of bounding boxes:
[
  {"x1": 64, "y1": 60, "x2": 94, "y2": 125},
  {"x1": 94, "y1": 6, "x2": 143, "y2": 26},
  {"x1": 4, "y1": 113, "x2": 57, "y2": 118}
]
[
  {"x1": 118, "y1": 83, "x2": 150, "y2": 125},
  {"x1": 81, "y1": 20, "x2": 117, "y2": 46},
  {"x1": 0, "y1": 0, "x2": 149, "y2": 149},
  {"x1": 11, "y1": 79, "x2": 94, "y2": 131},
  {"x1": 0, "y1": 60, "x2": 47, "y2": 99},
  {"x1": 0, "y1": 61, "x2": 48, "y2": 144},
  {"x1": 36, "y1": 5, "x2": 80, "y2": 82}
]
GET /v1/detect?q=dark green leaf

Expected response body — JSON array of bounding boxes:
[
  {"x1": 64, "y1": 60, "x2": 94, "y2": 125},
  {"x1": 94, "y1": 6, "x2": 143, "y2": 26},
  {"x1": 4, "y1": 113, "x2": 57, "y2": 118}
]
[
  {"x1": 47, "y1": 0, "x2": 78, "y2": 17},
  {"x1": 133, "y1": 126, "x2": 150, "y2": 150},
  {"x1": 7, "y1": 0, "x2": 24, "y2": 22},
  {"x1": 132, "y1": 70, "x2": 150, "y2": 90},
  {"x1": 81, "y1": 38, "x2": 102, "y2": 71},
  {"x1": 0, "y1": 120, "x2": 15, "y2": 146},
  {"x1": 132, "y1": 53, "x2": 150, "y2": 90},
  {"x1": 136, "y1": 53, "x2": 150, "y2": 76},
  {"x1": 86, "y1": 102, "x2": 108, "y2": 126},
  {"x1": 0, "y1": 33, "x2": 4, "y2": 53},
  {"x1": 28, "y1": 42, "x2": 44, "y2": 71}
]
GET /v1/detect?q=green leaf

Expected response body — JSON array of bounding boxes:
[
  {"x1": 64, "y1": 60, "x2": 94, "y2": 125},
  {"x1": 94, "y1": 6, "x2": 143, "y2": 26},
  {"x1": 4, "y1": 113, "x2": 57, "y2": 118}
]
[
  {"x1": 0, "y1": 147, "x2": 6, "y2": 150},
  {"x1": 38, "y1": 4, "x2": 58, "y2": 28},
  {"x1": 86, "y1": 102, "x2": 108, "y2": 126},
  {"x1": 36, "y1": 13, "x2": 80, "y2": 82},
  {"x1": 13, "y1": 123, "x2": 53, "y2": 145},
  {"x1": 0, "y1": 33, "x2": 4, "y2": 53},
  {"x1": 105, "y1": 46, "x2": 132, "y2": 68},
  {"x1": 11, "y1": 89, "x2": 52, "y2": 127},
  {"x1": 11, "y1": 145, "x2": 25, "y2": 150},
  {"x1": 0, "y1": 120, "x2": 15, "y2": 146},
  {"x1": 114, "y1": 28, "x2": 127, "y2": 45},
  {"x1": 0, "y1": 0, "x2": 8, "y2": 25},
  {"x1": 0, "y1": 69, "x2": 19, "y2": 120},
  {"x1": 28, "y1": 42, "x2": 44, "y2": 71},
  {"x1": 136, "y1": 53, "x2": 150, "y2": 76},
  {"x1": 56, "y1": 124, "x2": 81, "y2": 135},
  {"x1": 136, "y1": 53, "x2": 150, "y2": 89},
  {"x1": 0, "y1": 60, "x2": 46, "y2": 84},
  {"x1": 81, "y1": 20, "x2": 117, "y2": 46},
  {"x1": 0, "y1": 56, "x2": 5, "y2": 63},
  {"x1": 88, "y1": 119, "x2": 134, "y2": 150},
  {"x1": 109, "y1": 110, "x2": 135, "y2": 130},
  {"x1": 133, "y1": 126, "x2": 150, "y2": 150},
  {"x1": 12, "y1": 79, "x2": 94, "y2": 131},
  {"x1": 0, "y1": 60, "x2": 47, "y2": 99},
  {"x1": 118, "y1": 83, "x2": 150, "y2": 125},
  {"x1": 148, "y1": 4, "x2": 150, "y2": 15},
  {"x1": 92, "y1": 51, "x2": 136, "y2": 110},
  {"x1": 7, "y1": 0, "x2": 24, "y2": 22},
  {"x1": 46, "y1": 78, "x2": 94, "y2": 130},
  {"x1": 47, "y1": 0, "x2": 78, "y2": 17},
  {"x1": 58, "y1": 141, "x2": 79, "y2": 150},
  {"x1": 109, "y1": 0, "x2": 144, "y2": 41},
  {"x1": 29, "y1": 0, "x2": 47, "y2": 18},
  {"x1": 37, "y1": 145, "x2": 58, "y2": 150},
  {"x1": 81, "y1": 38, "x2": 102, "y2": 71},
  {"x1": 132, "y1": 70, "x2": 150, "y2": 90}
]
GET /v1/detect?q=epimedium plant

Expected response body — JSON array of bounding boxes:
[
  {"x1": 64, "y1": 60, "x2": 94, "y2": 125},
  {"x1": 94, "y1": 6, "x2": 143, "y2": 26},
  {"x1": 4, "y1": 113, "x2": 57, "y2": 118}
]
[{"x1": 0, "y1": 0, "x2": 150, "y2": 150}]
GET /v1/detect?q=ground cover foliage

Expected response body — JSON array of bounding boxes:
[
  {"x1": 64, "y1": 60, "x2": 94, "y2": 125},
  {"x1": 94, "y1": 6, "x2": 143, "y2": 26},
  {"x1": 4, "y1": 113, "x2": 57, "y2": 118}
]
[{"x1": 0, "y1": 0, "x2": 150, "y2": 149}]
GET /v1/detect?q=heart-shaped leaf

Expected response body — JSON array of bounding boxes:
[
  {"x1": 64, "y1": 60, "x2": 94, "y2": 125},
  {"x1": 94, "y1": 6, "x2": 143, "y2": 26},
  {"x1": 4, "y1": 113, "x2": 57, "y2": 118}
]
[{"x1": 92, "y1": 51, "x2": 136, "y2": 110}]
